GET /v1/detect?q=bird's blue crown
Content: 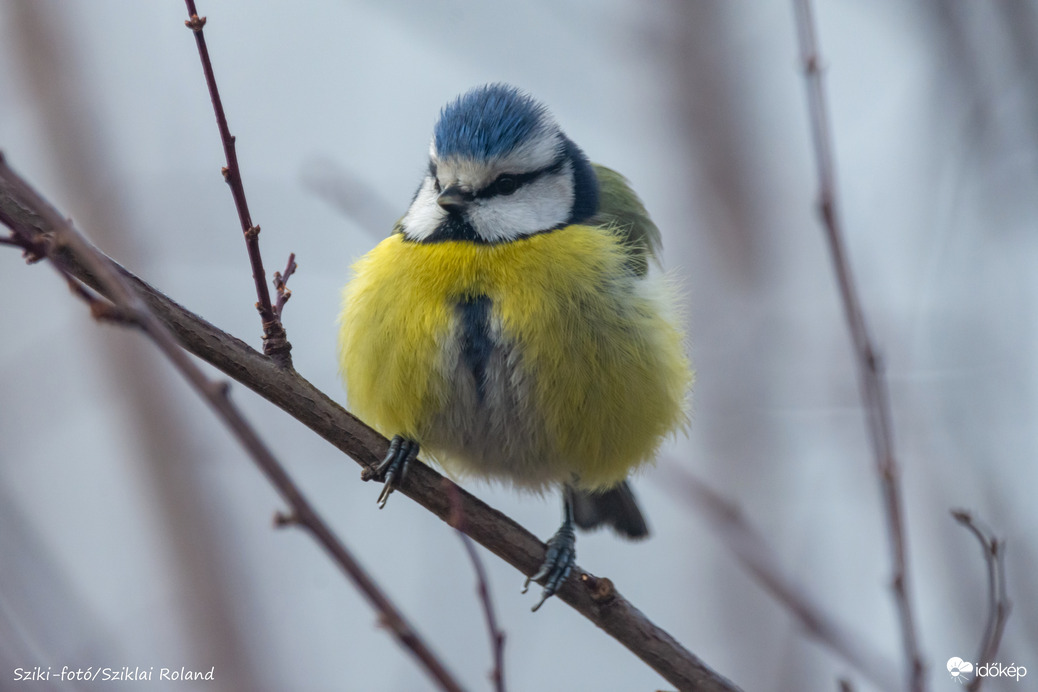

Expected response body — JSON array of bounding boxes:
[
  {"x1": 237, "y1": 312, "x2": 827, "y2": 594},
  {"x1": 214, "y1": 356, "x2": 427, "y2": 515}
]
[{"x1": 434, "y1": 84, "x2": 552, "y2": 160}]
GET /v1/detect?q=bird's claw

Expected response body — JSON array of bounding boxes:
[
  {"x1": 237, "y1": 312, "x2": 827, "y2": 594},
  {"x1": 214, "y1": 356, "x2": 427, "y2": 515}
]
[
  {"x1": 373, "y1": 436, "x2": 419, "y2": 508},
  {"x1": 522, "y1": 520, "x2": 576, "y2": 611}
]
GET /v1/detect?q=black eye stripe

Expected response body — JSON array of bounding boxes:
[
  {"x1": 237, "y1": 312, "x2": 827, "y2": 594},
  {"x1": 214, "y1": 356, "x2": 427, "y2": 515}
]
[{"x1": 473, "y1": 155, "x2": 567, "y2": 200}]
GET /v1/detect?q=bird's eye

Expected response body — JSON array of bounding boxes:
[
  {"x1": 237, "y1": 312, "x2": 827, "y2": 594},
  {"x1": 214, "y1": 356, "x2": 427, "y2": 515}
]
[{"x1": 494, "y1": 175, "x2": 518, "y2": 196}]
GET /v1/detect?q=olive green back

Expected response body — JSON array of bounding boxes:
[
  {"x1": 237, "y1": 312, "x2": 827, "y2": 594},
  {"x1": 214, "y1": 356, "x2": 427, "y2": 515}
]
[{"x1": 591, "y1": 164, "x2": 662, "y2": 277}]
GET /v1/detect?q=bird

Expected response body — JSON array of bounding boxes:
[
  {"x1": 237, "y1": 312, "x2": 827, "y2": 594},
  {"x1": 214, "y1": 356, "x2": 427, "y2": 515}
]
[{"x1": 338, "y1": 84, "x2": 691, "y2": 610}]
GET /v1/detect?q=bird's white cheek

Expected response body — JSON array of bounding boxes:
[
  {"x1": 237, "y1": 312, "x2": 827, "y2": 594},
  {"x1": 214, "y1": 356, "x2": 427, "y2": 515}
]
[
  {"x1": 469, "y1": 174, "x2": 574, "y2": 242},
  {"x1": 401, "y1": 179, "x2": 446, "y2": 241}
]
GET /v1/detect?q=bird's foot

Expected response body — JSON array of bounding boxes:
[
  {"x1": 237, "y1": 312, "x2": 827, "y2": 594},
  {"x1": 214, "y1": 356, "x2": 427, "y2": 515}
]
[
  {"x1": 522, "y1": 518, "x2": 576, "y2": 611},
  {"x1": 371, "y1": 436, "x2": 419, "y2": 508}
]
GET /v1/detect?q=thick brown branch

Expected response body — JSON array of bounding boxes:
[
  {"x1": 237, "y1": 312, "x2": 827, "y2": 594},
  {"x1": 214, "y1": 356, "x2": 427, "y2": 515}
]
[
  {"x1": 0, "y1": 161, "x2": 740, "y2": 692},
  {"x1": 182, "y1": 1, "x2": 291, "y2": 367},
  {"x1": 791, "y1": 2, "x2": 926, "y2": 689}
]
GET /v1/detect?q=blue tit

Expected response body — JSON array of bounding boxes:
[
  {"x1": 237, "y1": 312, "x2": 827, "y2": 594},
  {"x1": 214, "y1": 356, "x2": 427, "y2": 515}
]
[{"x1": 339, "y1": 84, "x2": 691, "y2": 610}]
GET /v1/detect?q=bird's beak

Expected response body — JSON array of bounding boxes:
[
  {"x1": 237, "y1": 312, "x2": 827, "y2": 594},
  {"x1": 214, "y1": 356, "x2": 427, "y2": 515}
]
[{"x1": 437, "y1": 185, "x2": 470, "y2": 211}]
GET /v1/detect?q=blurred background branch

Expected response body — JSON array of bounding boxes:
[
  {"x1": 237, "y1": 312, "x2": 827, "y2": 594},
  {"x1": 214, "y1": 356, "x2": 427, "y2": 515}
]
[
  {"x1": 792, "y1": 0, "x2": 924, "y2": 688},
  {"x1": 664, "y1": 467, "x2": 900, "y2": 692},
  {"x1": 951, "y1": 510, "x2": 1011, "y2": 692}
]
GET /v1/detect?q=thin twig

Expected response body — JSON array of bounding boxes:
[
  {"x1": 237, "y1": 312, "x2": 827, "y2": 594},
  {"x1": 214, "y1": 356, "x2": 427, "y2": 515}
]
[
  {"x1": 0, "y1": 169, "x2": 741, "y2": 692},
  {"x1": 0, "y1": 155, "x2": 464, "y2": 692},
  {"x1": 63, "y1": 274, "x2": 137, "y2": 325},
  {"x1": 951, "y1": 510, "x2": 1012, "y2": 692},
  {"x1": 273, "y1": 252, "x2": 297, "y2": 321},
  {"x1": 447, "y1": 482, "x2": 507, "y2": 692},
  {"x1": 0, "y1": 231, "x2": 46, "y2": 262},
  {"x1": 791, "y1": 2, "x2": 926, "y2": 689},
  {"x1": 182, "y1": 1, "x2": 292, "y2": 367},
  {"x1": 666, "y1": 467, "x2": 900, "y2": 692}
]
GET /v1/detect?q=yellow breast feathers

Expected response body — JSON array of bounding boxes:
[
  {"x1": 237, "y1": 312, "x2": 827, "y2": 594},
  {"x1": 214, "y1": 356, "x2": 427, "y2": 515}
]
[{"x1": 338, "y1": 225, "x2": 691, "y2": 490}]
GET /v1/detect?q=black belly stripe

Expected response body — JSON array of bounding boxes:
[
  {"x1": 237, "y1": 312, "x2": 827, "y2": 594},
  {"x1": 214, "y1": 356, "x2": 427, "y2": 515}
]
[{"x1": 458, "y1": 295, "x2": 492, "y2": 402}]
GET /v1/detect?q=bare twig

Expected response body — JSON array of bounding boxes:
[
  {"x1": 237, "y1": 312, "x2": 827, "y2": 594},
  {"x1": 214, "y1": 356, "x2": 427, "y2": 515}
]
[
  {"x1": 791, "y1": 2, "x2": 926, "y2": 689},
  {"x1": 273, "y1": 252, "x2": 297, "y2": 321},
  {"x1": 666, "y1": 468, "x2": 900, "y2": 692},
  {"x1": 0, "y1": 230, "x2": 46, "y2": 261},
  {"x1": 0, "y1": 169, "x2": 741, "y2": 692},
  {"x1": 62, "y1": 274, "x2": 137, "y2": 325},
  {"x1": 182, "y1": 1, "x2": 292, "y2": 367},
  {"x1": 951, "y1": 510, "x2": 1012, "y2": 692},
  {"x1": 447, "y1": 482, "x2": 507, "y2": 692},
  {"x1": 0, "y1": 155, "x2": 464, "y2": 692}
]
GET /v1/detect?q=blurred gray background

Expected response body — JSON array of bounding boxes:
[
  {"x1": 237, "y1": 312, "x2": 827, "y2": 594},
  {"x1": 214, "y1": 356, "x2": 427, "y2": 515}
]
[{"x1": 1, "y1": 1, "x2": 1035, "y2": 690}]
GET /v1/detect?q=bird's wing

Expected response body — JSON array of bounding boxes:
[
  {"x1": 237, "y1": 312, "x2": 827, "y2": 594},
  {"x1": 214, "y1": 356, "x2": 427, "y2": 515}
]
[{"x1": 591, "y1": 164, "x2": 663, "y2": 278}]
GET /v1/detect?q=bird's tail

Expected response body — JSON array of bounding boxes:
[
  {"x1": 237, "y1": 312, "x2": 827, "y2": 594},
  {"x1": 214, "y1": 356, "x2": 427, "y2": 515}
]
[{"x1": 568, "y1": 482, "x2": 649, "y2": 539}]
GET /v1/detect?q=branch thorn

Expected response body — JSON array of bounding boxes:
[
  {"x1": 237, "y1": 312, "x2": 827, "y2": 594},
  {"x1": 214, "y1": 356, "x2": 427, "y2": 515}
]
[{"x1": 273, "y1": 510, "x2": 299, "y2": 528}]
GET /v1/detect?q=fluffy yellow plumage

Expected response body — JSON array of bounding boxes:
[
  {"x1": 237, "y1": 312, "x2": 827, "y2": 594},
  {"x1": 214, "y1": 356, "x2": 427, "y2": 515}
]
[{"x1": 338, "y1": 224, "x2": 690, "y2": 492}]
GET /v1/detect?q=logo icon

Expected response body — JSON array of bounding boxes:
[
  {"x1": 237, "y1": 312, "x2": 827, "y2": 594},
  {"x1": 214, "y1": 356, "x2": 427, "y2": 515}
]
[{"x1": 947, "y1": 657, "x2": 974, "y2": 684}]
